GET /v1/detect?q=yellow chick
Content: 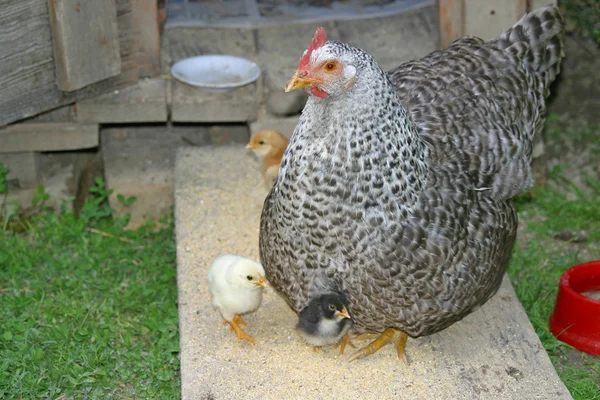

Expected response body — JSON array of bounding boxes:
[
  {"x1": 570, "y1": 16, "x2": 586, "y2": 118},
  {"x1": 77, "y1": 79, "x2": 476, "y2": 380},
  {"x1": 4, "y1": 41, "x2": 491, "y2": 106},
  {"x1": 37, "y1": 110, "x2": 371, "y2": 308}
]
[
  {"x1": 207, "y1": 254, "x2": 268, "y2": 344},
  {"x1": 246, "y1": 130, "x2": 289, "y2": 189}
]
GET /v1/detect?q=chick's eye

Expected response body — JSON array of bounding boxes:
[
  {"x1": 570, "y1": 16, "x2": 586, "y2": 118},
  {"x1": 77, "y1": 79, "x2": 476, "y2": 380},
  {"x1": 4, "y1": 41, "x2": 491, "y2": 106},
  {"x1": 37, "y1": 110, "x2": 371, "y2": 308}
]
[
  {"x1": 329, "y1": 304, "x2": 336, "y2": 310},
  {"x1": 246, "y1": 275, "x2": 253, "y2": 281},
  {"x1": 324, "y1": 62, "x2": 336, "y2": 72},
  {"x1": 258, "y1": 140, "x2": 265, "y2": 145}
]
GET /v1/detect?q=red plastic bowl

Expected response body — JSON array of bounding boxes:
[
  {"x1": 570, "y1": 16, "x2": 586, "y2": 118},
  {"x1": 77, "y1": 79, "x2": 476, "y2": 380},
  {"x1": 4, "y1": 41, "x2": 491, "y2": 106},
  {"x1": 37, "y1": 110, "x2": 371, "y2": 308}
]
[{"x1": 549, "y1": 260, "x2": 600, "y2": 355}]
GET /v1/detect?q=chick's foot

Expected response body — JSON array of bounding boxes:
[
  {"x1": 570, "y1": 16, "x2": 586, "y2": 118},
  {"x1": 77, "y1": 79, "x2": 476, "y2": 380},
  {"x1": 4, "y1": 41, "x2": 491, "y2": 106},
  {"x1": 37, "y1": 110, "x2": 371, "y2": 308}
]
[
  {"x1": 333, "y1": 333, "x2": 356, "y2": 355},
  {"x1": 223, "y1": 314, "x2": 248, "y2": 333},
  {"x1": 225, "y1": 314, "x2": 256, "y2": 344},
  {"x1": 348, "y1": 328, "x2": 408, "y2": 363}
]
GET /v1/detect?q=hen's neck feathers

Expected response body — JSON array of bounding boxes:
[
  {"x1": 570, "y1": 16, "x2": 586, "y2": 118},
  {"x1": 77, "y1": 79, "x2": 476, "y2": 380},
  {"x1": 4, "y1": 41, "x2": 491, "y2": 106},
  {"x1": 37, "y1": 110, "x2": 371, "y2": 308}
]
[{"x1": 279, "y1": 45, "x2": 429, "y2": 212}]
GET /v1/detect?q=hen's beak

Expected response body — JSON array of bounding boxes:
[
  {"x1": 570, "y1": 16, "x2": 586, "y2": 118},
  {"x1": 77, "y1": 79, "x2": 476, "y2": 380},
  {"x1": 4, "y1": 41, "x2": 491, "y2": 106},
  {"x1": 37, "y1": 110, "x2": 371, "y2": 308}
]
[
  {"x1": 254, "y1": 275, "x2": 269, "y2": 287},
  {"x1": 285, "y1": 70, "x2": 322, "y2": 92},
  {"x1": 245, "y1": 143, "x2": 255, "y2": 150},
  {"x1": 335, "y1": 305, "x2": 351, "y2": 320}
]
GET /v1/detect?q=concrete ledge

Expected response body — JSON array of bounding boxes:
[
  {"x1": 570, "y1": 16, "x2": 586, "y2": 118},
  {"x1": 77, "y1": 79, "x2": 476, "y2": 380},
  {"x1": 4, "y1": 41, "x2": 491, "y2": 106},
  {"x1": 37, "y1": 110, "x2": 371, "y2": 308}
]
[
  {"x1": 175, "y1": 145, "x2": 572, "y2": 400},
  {"x1": 0, "y1": 123, "x2": 98, "y2": 153},
  {"x1": 250, "y1": 116, "x2": 299, "y2": 139},
  {"x1": 77, "y1": 78, "x2": 168, "y2": 123},
  {"x1": 171, "y1": 81, "x2": 260, "y2": 123}
]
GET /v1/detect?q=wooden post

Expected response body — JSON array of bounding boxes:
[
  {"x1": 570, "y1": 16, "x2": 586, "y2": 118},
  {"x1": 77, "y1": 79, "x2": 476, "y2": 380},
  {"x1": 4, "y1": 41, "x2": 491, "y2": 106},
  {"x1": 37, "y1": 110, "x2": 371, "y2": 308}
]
[
  {"x1": 438, "y1": 0, "x2": 464, "y2": 49},
  {"x1": 48, "y1": 0, "x2": 122, "y2": 91},
  {"x1": 438, "y1": 0, "x2": 547, "y2": 47}
]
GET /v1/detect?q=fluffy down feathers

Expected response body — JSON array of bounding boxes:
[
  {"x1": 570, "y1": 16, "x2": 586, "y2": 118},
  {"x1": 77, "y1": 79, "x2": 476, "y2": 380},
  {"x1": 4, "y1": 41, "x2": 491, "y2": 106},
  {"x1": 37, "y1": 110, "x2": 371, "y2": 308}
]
[
  {"x1": 208, "y1": 254, "x2": 267, "y2": 321},
  {"x1": 246, "y1": 130, "x2": 289, "y2": 189}
]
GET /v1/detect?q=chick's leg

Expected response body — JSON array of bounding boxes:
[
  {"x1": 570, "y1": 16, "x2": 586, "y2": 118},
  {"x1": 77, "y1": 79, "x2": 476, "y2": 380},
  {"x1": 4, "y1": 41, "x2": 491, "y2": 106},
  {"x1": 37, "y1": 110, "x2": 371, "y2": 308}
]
[
  {"x1": 333, "y1": 334, "x2": 356, "y2": 355},
  {"x1": 222, "y1": 314, "x2": 248, "y2": 332},
  {"x1": 233, "y1": 314, "x2": 247, "y2": 327},
  {"x1": 225, "y1": 314, "x2": 256, "y2": 344},
  {"x1": 348, "y1": 328, "x2": 408, "y2": 363}
]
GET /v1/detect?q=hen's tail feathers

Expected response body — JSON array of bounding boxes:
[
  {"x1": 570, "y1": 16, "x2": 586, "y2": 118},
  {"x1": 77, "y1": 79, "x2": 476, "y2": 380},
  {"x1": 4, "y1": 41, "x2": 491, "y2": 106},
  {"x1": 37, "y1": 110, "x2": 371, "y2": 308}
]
[{"x1": 489, "y1": 5, "x2": 565, "y2": 98}]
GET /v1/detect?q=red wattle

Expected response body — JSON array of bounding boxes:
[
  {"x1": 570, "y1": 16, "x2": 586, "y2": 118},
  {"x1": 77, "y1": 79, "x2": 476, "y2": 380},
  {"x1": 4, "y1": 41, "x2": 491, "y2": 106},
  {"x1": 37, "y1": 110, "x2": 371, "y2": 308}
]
[{"x1": 311, "y1": 87, "x2": 328, "y2": 98}]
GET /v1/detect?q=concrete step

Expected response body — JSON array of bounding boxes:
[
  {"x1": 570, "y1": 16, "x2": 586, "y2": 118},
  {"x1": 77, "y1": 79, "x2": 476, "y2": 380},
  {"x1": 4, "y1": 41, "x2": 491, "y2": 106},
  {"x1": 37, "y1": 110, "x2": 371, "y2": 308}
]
[
  {"x1": 102, "y1": 124, "x2": 248, "y2": 229},
  {"x1": 174, "y1": 145, "x2": 572, "y2": 400}
]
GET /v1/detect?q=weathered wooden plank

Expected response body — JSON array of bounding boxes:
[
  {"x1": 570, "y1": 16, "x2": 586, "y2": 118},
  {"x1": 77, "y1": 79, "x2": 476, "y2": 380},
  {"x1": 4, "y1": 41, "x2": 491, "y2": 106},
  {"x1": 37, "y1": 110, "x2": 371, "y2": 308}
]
[
  {"x1": 48, "y1": 0, "x2": 121, "y2": 91},
  {"x1": 130, "y1": 0, "x2": 161, "y2": 78},
  {"x1": 438, "y1": 0, "x2": 464, "y2": 48},
  {"x1": 528, "y1": 0, "x2": 556, "y2": 11},
  {"x1": 25, "y1": 105, "x2": 77, "y2": 123},
  {"x1": 0, "y1": 123, "x2": 98, "y2": 153},
  {"x1": 0, "y1": 0, "x2": 160, "y2": 126},
  {"x1": 0, "y1": 152, "x2": 41, "y2": 188},
  {"x1": 464, "y1": 0, "x2": 526, "y2": 41},
  {"x1": 77, "y1": 78, "x2": 167, "y2": 123}
]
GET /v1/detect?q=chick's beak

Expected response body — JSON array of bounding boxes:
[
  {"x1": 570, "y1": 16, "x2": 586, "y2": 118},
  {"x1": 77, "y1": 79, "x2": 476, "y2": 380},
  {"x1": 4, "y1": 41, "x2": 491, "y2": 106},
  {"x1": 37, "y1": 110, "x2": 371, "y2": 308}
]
[
  {"x1": 245, "y1": 143, "x2": 255, "y2": 150},
  {"x1": 254, "y1": 275, "x2": 269, "y2": 287},
  {"x1": 285, "y1": 70, "x2": 322, "y2": 92},
  {"x1": 335, "y1": 305, "x2": 351, "y2": 320}
]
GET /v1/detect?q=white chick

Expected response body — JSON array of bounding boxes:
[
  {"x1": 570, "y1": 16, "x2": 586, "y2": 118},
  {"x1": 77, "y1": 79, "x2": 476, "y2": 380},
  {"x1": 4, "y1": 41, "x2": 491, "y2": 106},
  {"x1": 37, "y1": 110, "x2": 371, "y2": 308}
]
[{"x1": 207, "y1": 254, "x2": 268, "y2": 344}]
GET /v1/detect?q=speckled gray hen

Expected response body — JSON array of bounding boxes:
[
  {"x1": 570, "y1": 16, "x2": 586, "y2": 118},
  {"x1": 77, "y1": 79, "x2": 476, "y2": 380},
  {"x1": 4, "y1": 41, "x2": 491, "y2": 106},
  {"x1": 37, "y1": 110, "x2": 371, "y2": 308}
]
[{"x1": 260, "y1": 6, "x2": 565, "y2": 360}]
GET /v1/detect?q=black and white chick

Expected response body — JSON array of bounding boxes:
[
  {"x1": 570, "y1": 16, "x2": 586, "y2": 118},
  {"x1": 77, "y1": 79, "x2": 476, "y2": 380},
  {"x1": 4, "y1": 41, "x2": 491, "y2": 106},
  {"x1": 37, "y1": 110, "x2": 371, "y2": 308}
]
[{"x1": 296, "y1": 292, "x2": 354, "y2": 354}]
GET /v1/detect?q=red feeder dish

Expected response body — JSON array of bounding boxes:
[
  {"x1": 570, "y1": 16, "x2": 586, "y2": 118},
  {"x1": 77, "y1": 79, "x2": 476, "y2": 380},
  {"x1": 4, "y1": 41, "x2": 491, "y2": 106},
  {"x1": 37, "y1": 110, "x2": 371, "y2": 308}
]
[{"x1": 549, "y1": 260, "x2": 600, "y2": 355}]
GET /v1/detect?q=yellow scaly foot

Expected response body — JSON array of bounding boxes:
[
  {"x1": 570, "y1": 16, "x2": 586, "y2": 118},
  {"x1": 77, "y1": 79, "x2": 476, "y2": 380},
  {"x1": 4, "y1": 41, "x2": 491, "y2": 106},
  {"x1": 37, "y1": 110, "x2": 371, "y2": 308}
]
[{"x1": 348, "y1": 328, "x2": 408, "y2": 363}]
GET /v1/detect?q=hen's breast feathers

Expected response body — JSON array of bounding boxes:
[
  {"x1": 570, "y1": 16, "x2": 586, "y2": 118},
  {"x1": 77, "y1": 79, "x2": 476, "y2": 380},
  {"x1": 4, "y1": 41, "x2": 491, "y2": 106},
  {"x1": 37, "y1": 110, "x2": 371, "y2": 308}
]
[{"x1": 387, "y1": 7, "x2": 564, "y2": 200}]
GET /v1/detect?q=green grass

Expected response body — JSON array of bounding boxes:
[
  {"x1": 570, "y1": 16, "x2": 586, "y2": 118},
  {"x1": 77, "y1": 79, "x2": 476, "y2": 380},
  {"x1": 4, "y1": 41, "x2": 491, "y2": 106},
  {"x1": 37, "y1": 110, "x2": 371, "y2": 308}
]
[
  {"x1": 509, "y1": 174, "x2": 600, "y2": 399},
  {"x1": 0, "y1": 177, "x2": 180, "y2": 399},
  {"x1": 559, "y1": 0, "x2": 600, "y2": 44}
]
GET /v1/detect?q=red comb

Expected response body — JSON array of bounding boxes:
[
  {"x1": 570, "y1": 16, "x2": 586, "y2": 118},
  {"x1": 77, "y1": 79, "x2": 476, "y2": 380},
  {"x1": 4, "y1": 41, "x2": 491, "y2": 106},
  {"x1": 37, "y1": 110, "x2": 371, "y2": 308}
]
[{"x1": 298, "y1": 27, "x2": 327, "y2": 70}]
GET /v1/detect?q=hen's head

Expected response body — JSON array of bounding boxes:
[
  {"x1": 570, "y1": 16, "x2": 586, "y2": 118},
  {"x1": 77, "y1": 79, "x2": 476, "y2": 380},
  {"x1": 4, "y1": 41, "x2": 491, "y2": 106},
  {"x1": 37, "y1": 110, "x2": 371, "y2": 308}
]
[{"x1": 285, "y1": 27, "x2": 372, "y2": 99}]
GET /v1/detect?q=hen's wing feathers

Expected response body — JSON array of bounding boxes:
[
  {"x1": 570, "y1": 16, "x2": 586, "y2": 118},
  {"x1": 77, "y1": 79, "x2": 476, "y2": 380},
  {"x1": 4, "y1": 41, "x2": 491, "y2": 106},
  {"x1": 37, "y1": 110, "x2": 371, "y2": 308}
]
[{"x1": 387, "y1": 6, "x2": 564, "y2": 200}]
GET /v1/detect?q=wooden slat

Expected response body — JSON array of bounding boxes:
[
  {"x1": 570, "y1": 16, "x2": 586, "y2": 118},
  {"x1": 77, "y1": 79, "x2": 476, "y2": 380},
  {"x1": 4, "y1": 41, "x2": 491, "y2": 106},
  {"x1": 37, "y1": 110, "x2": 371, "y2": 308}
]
[
  {"x1": 0, "y1": 123, "x2": 98, "y2": 153},
  {"x1": 438, "y1": 0, "x2": 464, "y2": 49},
  {"x1": 130, "y1": 0, "x2": 161, "y2": 78},
  {"x1": 0, "y1": 152, "x2": 41, "y2": 188},
  {"x1": 77, "y1": 78, "x2": 167, "y2": 123},
  {"x1": 48, "y1": 0, "x2": 121, "y2": 91},
  {"x1": 0, "y1": 0, "x2": 161, "y2": 126},
  {"x1": 528, "y1": 0, "x2": 556, "y2": 12},
  {"x1": 25, "y1": 105, "x2": 77, "y2": 123},
  {"x1": 464, "y1": 0, "x2": 527, "y2": 41}
]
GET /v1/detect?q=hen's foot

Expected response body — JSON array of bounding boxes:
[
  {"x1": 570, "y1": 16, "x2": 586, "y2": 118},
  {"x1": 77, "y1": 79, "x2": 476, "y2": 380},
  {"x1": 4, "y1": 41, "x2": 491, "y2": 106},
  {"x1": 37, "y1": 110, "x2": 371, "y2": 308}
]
[
  {"x1": 348, "y1": 328, "x2": 408, "y2": 363},
  {"x1": 351, "y1": 332, "x2": 379, "y2": 341},
  {"x1": 225, "y1": 315, "x2": 256, "y2": 344},
  {"x1": 333, "y1": 333, "x2": 356, "y2": 355}
]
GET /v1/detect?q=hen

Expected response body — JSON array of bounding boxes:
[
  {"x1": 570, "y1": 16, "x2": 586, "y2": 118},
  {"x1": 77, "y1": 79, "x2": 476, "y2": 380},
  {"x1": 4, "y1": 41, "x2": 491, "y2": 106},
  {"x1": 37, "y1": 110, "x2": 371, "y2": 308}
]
[{"x1": 260, "y1": 6, "x2": 565, "y2": 362}]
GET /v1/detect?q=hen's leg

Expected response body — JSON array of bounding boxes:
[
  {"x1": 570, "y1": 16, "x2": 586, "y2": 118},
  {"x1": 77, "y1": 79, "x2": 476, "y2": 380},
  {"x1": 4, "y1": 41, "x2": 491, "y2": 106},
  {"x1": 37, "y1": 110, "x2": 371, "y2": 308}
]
[
  {"x1": 348, "y1": 328, "x2": 408, "y2": 363},
  {"x1": 225, "y1": 314, "x2": 256, "y2": 344}
]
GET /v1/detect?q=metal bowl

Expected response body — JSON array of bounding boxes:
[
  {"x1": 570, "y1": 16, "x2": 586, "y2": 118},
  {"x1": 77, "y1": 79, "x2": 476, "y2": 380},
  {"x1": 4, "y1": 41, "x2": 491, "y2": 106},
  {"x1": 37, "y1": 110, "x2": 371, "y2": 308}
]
[{"x1": 170, "y1": 55, "x2": 261, "y2": 92}]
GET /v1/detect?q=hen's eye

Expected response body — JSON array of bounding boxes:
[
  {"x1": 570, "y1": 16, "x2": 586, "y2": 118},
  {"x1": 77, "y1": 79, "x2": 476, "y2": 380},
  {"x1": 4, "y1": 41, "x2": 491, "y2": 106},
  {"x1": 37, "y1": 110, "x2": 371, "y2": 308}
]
[
  {"x1": 247, "y1": 275, "x2": 253, "y2": 281},
  {"x1": 328, "y1": 304, "x2": 336, "y2": 310},
  {"x1": 258, "y1": 140, "x2": 265, "y2": 145},
  {"x1": 324, "y1": 62, "x2": 336, "y2": 72}
]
